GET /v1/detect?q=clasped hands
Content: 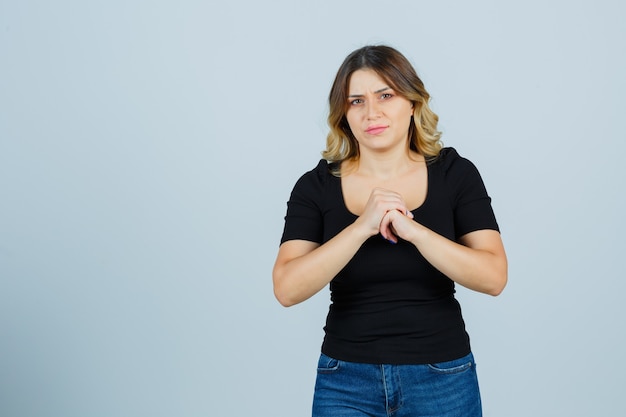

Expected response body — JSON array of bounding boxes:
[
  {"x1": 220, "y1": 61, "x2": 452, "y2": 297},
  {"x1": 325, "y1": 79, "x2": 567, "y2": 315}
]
[{"x1": 359, "y1": 188, "x2": 418, "y2": 244}]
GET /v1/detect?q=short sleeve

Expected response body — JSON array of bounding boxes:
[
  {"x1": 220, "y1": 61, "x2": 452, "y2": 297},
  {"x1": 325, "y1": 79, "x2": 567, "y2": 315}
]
[
  {"x1": 441, "y1": 148, "x2": 500, "y2": 239},
  {"x1": 279, "y1": 160, "x2": 328, "y2": 244}
]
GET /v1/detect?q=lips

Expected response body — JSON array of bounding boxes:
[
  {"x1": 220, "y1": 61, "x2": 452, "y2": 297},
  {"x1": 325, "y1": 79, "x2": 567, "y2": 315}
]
[{"x1": 365, "y1": 125, "x2": 388, "y2": 135}]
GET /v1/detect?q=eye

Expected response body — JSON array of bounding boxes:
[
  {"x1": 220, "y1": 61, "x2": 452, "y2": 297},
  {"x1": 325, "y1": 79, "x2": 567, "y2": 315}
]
[
  {"x1": 380, "y1": 93, "x2": 393, "y2": 100},
  {"x1": 350, "y1": 98, "x2": 364, "y2": 106}
]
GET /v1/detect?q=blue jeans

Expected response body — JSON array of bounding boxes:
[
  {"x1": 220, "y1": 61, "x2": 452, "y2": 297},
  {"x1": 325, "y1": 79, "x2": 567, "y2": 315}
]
[{"x1": 312, "y1": 352, "x2": 482, "y2": 417}]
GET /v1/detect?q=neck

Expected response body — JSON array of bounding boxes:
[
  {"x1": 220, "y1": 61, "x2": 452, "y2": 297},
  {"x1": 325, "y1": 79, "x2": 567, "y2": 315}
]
[{"x1": 354, "y1": 147, "x2": 422, "y2": 180}]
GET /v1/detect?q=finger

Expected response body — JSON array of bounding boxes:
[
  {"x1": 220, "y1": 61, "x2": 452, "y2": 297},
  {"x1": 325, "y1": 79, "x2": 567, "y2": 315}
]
[
  {"x1": 379, "y1": 211, "x2": 398, "y2": 243},
  {"x1": 379, "y1": 213, "x2": 391, "y2": 240}
]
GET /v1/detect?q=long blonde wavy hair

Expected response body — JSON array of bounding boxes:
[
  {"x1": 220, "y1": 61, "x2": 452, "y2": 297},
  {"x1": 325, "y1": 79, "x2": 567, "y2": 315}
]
[{"x1": 322, "y1": 45, "x2": 442, "y2": 173}]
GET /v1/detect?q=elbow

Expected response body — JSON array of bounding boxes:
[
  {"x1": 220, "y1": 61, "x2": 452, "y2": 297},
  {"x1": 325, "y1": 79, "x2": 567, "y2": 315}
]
[
  {"x1": 486, "y1": 268, "x2": 508, "y2": 297},
  {"x1": 486, "y1": 283, "x2": 505, "y2": 297},
  {"x1": 274, "y1": 287, "x2": 297, "y2": 307},
  {"x1": 272, "y1": 269, "x2": 298, "y2": 308}
]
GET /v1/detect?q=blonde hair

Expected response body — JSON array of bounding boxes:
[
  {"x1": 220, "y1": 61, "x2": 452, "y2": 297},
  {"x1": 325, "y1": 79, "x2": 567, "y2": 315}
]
[{"x1": 322, "y1": 45, "x2": 442, "y2": 172}]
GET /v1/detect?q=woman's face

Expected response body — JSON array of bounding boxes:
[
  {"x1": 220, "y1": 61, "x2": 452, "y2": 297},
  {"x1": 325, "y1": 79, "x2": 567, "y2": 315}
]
[{"x1": 345, "y1": 69, "x2": 414, "y2": 155}]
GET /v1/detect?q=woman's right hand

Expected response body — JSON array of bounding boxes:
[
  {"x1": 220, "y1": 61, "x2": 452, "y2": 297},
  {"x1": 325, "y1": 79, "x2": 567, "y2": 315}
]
[
  {"x1": 355, "y1": 188, "x2": 414, "y2": 243},
  {"x1": 273, "y1": 188, "x2": 414, "y2": 307}
]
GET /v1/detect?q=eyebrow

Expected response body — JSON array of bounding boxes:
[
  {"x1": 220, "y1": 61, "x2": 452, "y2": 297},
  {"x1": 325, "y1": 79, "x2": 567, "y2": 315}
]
[{"x1": 348, "y1": 87, "x2": 391, "y2": 98}]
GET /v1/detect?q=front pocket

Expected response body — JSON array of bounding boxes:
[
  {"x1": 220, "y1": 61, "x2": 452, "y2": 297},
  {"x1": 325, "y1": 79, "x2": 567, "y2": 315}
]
[
  {"x1": 427, "y1": 355, "x2": 474, "y2": 375},
  {"x1": 317, "y1": 353, "x2": 340, "y2": 373}
]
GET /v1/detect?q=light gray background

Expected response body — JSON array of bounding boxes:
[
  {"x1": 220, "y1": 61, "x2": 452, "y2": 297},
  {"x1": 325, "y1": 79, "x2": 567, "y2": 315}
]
[{"x1": 1, "y1": 1, "x2": 624, "y2": 416}]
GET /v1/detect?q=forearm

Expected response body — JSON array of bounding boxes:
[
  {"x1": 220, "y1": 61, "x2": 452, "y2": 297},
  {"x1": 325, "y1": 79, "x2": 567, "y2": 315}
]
[
  {"x1": 273, "y1": 222, "x2": 371, "y2": 307},
  {"x1": 408, "y1": 224, "x2": 507, "y2": 296}
]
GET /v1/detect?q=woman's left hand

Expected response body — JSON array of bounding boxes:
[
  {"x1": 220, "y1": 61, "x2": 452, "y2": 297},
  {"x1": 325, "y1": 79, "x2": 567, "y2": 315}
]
[{"x1": 380, "y1": 209, "x2": 419, "y2": 243}]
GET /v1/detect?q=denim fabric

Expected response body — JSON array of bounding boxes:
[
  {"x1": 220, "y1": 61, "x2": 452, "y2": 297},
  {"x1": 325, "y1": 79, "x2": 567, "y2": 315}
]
[{"x1": 312, "y1": 352, "x2": 482, "y2": 417}]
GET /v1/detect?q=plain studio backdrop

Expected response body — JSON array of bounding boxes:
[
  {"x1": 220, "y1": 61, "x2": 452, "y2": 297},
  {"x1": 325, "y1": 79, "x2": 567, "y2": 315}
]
[{"x1": 1, "y1": 1, "x2": 624, "y2": 416}]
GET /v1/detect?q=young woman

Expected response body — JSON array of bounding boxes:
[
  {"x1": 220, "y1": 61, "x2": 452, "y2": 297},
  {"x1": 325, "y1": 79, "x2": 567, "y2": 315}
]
[{"x1": 273, "y1": 45, "x2": 507, "y2": 417}]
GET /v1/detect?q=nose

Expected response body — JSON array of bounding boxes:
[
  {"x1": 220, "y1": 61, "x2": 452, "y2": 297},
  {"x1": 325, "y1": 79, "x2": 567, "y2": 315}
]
[{"x1": 365, "y1": 99, "x2": 381, "y2": 119}]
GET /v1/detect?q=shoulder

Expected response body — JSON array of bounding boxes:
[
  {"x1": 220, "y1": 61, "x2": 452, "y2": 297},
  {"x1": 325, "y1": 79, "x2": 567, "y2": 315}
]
[
  {"x1": 434, "y1": 147, "x2": 474, "y2": 172},
  {"x1": 290, "y1": 159, "x2": 333, "y2": 195},
  {"x1": 432, "y1": 147, "x2": 478, "y2": 175},
  {"x1": 296, "y1": 159, "x2": 332, "y2": 183},
  {"x1": 431, "y1": 147, "x2": 490, "y2": 199}
]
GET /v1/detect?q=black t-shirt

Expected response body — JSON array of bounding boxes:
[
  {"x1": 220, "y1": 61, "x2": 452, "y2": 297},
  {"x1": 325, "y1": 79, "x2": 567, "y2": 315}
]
[{"x1": 280, "y1": 148, "x2": 499, "y2": 364}]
